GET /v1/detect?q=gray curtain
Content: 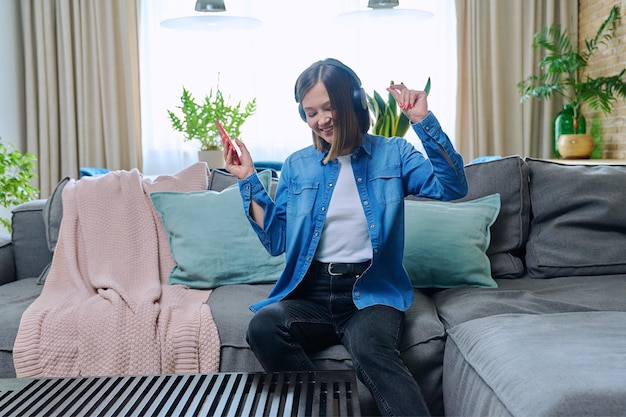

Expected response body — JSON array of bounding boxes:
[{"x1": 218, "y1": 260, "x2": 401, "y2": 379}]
[
  {"x1": 455, "y1": 0, "x2": 578, "y2": 161},
  {"x1": 21, "y1": 0, "x2": 142, "y2": 197}
]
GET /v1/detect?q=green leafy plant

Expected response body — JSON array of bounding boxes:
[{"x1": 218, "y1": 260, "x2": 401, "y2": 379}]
[
  {"x1": 167, "y1": 82, "x2": 257, "y2": 151},
  {"x1": 517, "y1": 5, "x2": 626, "y2": 131},
  {"x1": 0, "y1": 138, "x2": 39, "y2": 232},
  {"x1": 368, "y1": 78, "x2": 431, "y2": 137}
]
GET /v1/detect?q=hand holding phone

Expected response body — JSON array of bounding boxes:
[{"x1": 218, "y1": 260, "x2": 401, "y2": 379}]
[{"x1": 216, "y1": 120, "x2": 241, "y2": 164}]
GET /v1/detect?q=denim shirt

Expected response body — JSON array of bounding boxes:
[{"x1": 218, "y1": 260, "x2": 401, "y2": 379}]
[{"x1": 239, "y1": 111, "x2": 468, "y2": 312}]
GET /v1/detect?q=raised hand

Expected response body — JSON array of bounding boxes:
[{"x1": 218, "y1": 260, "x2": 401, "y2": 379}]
[
  {"x1": 386, "y1": 84, "x2": 429, "y2": 124},
  {"x1": 224, "y1": 138, "x2": 256, "y2": 180}
]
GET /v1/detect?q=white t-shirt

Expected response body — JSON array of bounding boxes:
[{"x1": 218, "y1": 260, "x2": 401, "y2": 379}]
[{"x1": 315, "y1": 155, "x2": 373, "y2": 263}]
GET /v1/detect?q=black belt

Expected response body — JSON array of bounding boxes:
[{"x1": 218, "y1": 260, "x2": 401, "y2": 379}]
[{"x1": 314, "y1": 261, "x2": 371, "y2": 277}]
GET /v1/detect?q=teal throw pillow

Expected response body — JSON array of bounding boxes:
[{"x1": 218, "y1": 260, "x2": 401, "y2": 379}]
[
  {"x1": 150, "y1": 170, "x2": 284, "y2": 289},
  {"x1": 404, "y1": 193, "x2": 501, "y2": 288}
]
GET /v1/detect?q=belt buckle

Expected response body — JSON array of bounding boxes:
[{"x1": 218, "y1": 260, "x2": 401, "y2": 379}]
[{"x1": 327, "y1": 263, "x2": 345, "y2": 276}]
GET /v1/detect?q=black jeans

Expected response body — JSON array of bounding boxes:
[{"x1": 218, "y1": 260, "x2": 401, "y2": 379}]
[{"x1": 247, "y1": 263, "x2": 430, "y2": 417}]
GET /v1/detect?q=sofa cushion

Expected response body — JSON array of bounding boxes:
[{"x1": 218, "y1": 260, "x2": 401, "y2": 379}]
[
  {"x1": 398, "y1": 289, "x2": 448, "y2": 416},
  {"x1": 404, "y1": 194, "x2": 500, "y2": 288},
  {"x1": 0, "y1": 277, "x2": 43, "y2": 352},
  {"x1": 39, "y1": 176, "x2": 71, "y2": 284},
  {"x1": 434, "y1": 274, "x2": 626, "y2": 330},
  {"x1": 525, "y1": 159, "x2": 626, "y2": 278},
  {"x1": 43, "y1": 176, "x2": 70, "y2": 253},
  {"x1": 208, "y1": 168, "x2": 238, "y2": 192},
  {"x1": 151, "y1": 170, "x2": 285, "y2": 289},
  {"x1": 443, "y1": 312, "x2": 626, "y2": 417},
  {"x1": 456, "y1": 156, "x2": 530, "y2": 279},
  {"x1": 209, "y1": 168, "x2": 279, "y2": 198}
]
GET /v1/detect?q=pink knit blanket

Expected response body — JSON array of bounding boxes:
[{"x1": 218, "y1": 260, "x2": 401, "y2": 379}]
[{"x1": 13, "y1": 163, "x2": 221, "y2": 378}]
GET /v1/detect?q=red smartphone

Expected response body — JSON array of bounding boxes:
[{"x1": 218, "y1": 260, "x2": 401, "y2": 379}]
[{"x1": 216, "y1": 120, "x2": 241, "y2": 164}]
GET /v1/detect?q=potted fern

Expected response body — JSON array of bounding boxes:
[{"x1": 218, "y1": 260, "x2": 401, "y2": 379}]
[
  {"x1": 0, "y1": 137, "x2": 39, "y2": 232},
  {"x1": 517, "y1": 5, "x2": 626, "y2": 158},
  {"x1": 167, "y1": 81, "x2": 256, "y2": 167},
  {"x1": 368, "y1": 78, "x2": 431, "y2": 137}
]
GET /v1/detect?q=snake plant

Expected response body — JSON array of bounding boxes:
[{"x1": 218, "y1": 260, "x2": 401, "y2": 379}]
[{"x1": 368, "y1": 78, "x2": 431, "y2": 137}]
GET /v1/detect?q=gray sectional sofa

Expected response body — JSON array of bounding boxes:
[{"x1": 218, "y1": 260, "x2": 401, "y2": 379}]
[{"x1": 2, "y1": 156, "x2": 626, "y2": 416}]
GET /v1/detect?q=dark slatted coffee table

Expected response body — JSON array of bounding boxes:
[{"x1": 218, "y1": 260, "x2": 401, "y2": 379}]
[{"x1": 0, "y1": 370, "x2": 360, "y2": 416}]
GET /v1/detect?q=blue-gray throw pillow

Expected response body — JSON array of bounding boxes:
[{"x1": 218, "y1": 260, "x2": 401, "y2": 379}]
[
  {"x1": 150, "y1": 170, "x2": 284, "y2": 289},
  {"x1": 404, "y1": 194, "x2": 501, "y2": 288}
]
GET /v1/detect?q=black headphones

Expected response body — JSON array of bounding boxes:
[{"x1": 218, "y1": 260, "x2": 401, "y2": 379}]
[{"x1": 294, "y1": 58, "x2": 369, "y2": 122}]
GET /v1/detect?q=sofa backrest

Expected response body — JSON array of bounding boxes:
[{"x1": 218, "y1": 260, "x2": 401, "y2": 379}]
[
  {"x1": 10, "y1": 168, "x2": 276, "y2": 283},
  {"x1": 455, "y1": 156, "x2": 626, "y2": 281},
  {"x1": 454, "y1": 155, "x2": 531, "y2": 279},
  {"x1": 209, "y1": 168, "x2": 279, "y2": 197},
  {"x1": 0, "y1": 234, "x2": 15, "y2": 285},
  {"x1": 524, "y1": 158, "x2": 626, "y2": 279}
]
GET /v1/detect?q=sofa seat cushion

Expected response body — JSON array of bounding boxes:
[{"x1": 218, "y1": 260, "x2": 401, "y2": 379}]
[
  {"x1": 0, "y1": 277, "x2": 42, "y2": 377},
  {"x1": 208, "y1": 285, "x2": 447, "y2": 416},
  {"x1": 434, "y1": 274, "x2": 626, "y2": 330},
  {"x1": 398, "y1": 289, "x2": 448, "y2": 416},
  {"x1": 207, "y1": 284, "x2": 272, "y2": 372},
  {"x1": 525, "y1": 159, "x2": 626, "y2": 278},
  {"x1": 0, "y1": 277, "x2": 42, "y2": 352},
  {"x1": 443, "y1": 312, "x2": 626, "y2": 417}
]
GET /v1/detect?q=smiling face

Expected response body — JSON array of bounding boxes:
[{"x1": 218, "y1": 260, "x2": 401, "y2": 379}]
[
  {"x1": 301, "y1": 81, "x2": 335, "y2": 145},
  {"x1": 294, "y1": 59, "x2": 369, "y2": 162}
]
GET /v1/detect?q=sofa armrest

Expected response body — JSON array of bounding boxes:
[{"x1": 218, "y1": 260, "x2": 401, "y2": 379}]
[
  {"x1": 0, "y1": 234, "x2": 16, "y2": 285},
  {"x1": 11, "y1": 200, "x2": 53, "y2": 280}
]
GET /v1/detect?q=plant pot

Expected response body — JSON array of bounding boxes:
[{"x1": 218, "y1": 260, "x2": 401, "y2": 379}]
[
  {"x1": 198, "y1": 150, "x2": 225, "y2": 169},
  {"x1": 553, "y1": 105, "x2": 586, "y2": 158},
  {"x1": 557, "y1": 134, "x2": 594, "y2": 159}
]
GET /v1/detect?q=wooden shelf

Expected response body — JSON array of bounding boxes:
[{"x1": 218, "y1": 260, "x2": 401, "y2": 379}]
[{"x1": 545, "y1": 159, "x2": 626, "y2": 165}]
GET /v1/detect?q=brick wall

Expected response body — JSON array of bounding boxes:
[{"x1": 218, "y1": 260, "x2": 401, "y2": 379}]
[{"x1": 579, "y1": 0, "x2": 626, "y2": 159}]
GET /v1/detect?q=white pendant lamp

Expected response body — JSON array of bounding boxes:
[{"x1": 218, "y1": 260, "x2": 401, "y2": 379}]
[
  {"x1": 161, "y1": 0, "x2": 262, "y2": 31},
  {"x1": 337, "y1": 0, "x2": 433, "y2": 24}
]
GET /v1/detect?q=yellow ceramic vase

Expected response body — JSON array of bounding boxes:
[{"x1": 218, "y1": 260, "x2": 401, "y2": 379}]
[{"x1": 557, "y1": 134, "x2": 594, "y2": 159}]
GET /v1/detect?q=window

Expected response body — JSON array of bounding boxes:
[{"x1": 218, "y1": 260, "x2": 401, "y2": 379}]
[{"x1": 139, "y1": 0, "x2": 456, "y2": 175}]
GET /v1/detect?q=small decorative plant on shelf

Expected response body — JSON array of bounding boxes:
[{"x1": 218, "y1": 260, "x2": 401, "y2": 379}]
[
  {"x1": 167, "y1": 83, "x2": 257, "y2": 151},
  {"x1": 516, "y1": 5, "x2": 626, "y2": 158},
  {"x1": 368, "y1": 78, "x2": 431, "y2": 138},
  {"x1": 0, "y1": 137, "x2": 39, "y2": 232}
]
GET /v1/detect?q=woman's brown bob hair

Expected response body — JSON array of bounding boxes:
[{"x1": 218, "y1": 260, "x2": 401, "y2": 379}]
[{"x1": 294, "y1": 59, "x2": 370, "y2": 163}]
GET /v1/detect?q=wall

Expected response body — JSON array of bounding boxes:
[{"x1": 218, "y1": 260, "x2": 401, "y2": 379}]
[
  {"x1": 0, "y1": 0, "x2": 26, "y2": 233},
  {"x1": 579, "y1": 0, "x2": 626, "y2": 159}
]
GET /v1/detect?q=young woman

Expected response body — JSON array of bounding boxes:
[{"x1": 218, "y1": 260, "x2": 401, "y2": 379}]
[{"x1": 224, "y1": 58, "x2": 468, "y2": 416}]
